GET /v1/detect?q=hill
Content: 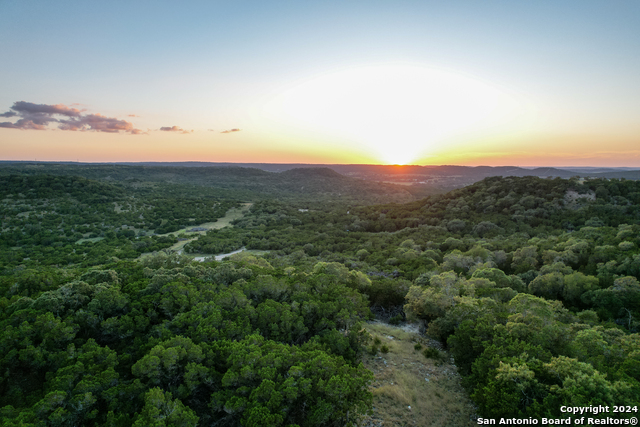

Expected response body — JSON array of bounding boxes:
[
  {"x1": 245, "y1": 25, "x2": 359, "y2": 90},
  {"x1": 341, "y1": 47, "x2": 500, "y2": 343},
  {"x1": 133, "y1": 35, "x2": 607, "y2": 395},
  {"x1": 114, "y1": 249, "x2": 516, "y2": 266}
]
[
  {"x1": 5, "y1": 161, "x2": 639, "y2": 194},
  {"x1": 0, "y1": 164, "x2": 415, "y2": 204}
]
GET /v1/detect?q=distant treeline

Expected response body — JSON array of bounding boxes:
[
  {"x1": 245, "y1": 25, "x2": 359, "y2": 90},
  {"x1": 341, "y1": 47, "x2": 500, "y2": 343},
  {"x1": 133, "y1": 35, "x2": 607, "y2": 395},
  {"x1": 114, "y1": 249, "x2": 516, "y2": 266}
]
[{"x1": 0, "y1": 164, "x2": 417, "y2": 203}]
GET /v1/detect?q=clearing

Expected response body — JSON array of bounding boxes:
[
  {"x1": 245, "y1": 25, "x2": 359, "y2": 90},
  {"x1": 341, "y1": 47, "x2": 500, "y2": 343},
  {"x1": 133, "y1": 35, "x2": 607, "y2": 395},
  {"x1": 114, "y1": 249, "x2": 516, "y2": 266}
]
[
  {"x1": 75, "y1": 237, "x2": 105, "y2": 244},
  {"x1": 137, "y1": 203, "x2": 252, "y2": 260},
  {"x1": 164, "y1": 203, "x2": 252, "y2": 253},
  {"x1": 360, "y1": 321, "x2": 477, "y2": 427}
]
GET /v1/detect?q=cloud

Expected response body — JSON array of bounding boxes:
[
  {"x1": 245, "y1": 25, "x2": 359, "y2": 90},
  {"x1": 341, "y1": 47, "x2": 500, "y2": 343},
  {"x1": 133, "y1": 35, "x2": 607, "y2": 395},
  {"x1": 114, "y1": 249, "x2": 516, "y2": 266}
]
[
  {"x1": 208, "y1": 129, "x2": 215, "y2": 131},
  {"x1": 0, "y1": 120, "x2": 47, "y2": 130},
  {"x1": 11, "y1": 101, "x2": 83, "y2": 117},
  {"x1": 0, "y1": 101, "x2": 143, "y2": 134},
  {"x1": 221, "y1": 128, "x2": 241, "y2": 133},
  {"x1": 127, "y1": 114, "x2": 139, "y2": 117},
  {"x1": 159, "y1": 126, "x2": 193, "y2": 134},
  {"x1": 59, "y1": 114, "x2": 139, "y2": 133}
]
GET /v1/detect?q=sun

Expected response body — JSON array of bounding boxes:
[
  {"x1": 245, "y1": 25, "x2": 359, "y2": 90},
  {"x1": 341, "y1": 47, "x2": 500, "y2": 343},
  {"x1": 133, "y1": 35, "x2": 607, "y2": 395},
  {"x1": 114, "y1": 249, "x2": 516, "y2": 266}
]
[{"x1": 261, "y1": 64, "x2": 522, "y2": 164}]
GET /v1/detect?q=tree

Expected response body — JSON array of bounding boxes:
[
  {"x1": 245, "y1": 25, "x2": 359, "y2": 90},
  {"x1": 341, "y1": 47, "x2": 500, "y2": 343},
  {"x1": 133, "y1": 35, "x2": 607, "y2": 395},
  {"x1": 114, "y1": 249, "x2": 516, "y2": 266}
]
[
  {"x1": 511, "y1": 246, "x2": 539, "y2": 273},
  {"x1": 404, "y1": 272, "x2": 468, "y2": 320},
  {"x1": 542, "y1": 356, "x2": 635, "y2": 412},
  {"x1": 133, "y1": 388, "x2": 199, "y2": 427},
  {"x1": 562, "y1": 272, "x2": 599, "y2": 307}
]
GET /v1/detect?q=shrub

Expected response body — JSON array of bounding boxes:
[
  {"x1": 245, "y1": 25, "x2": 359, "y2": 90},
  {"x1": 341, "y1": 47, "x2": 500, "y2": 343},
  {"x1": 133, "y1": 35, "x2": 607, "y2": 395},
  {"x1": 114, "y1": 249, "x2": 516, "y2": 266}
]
[
  {"x1": 423, "y1": 347, "x2": 446, "y2": 363},
  {"x1": 389, "y1": 314, "x2": 403, "y2": 325}
]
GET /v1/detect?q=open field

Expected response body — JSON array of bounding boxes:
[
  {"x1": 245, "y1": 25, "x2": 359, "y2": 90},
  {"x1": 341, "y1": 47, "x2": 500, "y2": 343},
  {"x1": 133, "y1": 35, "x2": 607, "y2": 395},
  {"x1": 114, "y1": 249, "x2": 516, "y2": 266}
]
[
  {"x1": 197, "y1": 202, "x2": 253, "y2": 229},
  {"x1": 158, "y1": 203, "x2": 252, "y2": 252},
  {"x1": 360, "y1": 322, "x2": 477, "y2": 427},
  {"x1": 75, "y1": 237, "x2": 105, "y2": 244}
]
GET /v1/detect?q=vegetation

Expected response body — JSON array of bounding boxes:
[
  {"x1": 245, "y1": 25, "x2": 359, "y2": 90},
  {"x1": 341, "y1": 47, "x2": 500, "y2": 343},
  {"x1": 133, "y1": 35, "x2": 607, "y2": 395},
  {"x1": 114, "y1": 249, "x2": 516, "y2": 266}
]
[
  {"x1": 0, "y1": 175, "x2": 237, "y2": 267},
  {"x1": 361, "y1": 322, "x2": 476, "y2": 427},
  {"x1": 1, "y1": 167, "x2": 640, "y2": 425},
  {"x1": 0, "y1": 254, "x2": 373, "y2": 426},
  {"x1": 0, "y1": 164, "x2": 416, "y2": 203}
]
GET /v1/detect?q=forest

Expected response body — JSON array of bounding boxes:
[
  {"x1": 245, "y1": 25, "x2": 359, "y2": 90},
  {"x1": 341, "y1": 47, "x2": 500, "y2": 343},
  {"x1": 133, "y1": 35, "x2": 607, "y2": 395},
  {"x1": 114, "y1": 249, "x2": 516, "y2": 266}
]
[{"x1": 1, "y1": 166, "x2": 639, "y2": 426}]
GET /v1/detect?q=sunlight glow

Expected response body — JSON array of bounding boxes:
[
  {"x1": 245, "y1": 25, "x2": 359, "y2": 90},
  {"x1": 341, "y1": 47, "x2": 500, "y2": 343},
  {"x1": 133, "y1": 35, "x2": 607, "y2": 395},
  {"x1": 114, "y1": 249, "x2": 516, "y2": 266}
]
[{"x1": 263, "y1": 64, "x2": 525, "y2": 164}]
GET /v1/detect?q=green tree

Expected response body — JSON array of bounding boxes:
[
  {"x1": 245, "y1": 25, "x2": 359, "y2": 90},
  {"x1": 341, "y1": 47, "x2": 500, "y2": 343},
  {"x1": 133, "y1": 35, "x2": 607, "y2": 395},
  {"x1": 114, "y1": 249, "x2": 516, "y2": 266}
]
[{"x1": 133, "y1": 388, "x2": 199, "y2": 427}]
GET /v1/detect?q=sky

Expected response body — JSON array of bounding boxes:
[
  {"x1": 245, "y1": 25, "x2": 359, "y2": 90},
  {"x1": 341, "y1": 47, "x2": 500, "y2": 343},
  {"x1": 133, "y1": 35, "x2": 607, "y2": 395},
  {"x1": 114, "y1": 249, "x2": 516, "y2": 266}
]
[{"x1": 1, "y1": 0, "x2": 639, "y2": 166}]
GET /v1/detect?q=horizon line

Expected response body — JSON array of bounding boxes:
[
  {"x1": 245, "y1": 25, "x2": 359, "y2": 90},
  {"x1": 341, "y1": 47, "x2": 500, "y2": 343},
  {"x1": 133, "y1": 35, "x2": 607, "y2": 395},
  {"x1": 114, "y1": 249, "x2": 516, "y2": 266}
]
[{"x1": 2, "y1": 159, "x2": 640, "y2": 169}]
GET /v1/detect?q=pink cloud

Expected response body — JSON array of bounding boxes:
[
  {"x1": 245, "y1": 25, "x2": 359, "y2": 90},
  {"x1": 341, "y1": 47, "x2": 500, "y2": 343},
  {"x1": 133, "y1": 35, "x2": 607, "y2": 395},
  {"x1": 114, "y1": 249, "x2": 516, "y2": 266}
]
[{"x1": 0, "y1": 101, "x2": 143, "y2": 134}]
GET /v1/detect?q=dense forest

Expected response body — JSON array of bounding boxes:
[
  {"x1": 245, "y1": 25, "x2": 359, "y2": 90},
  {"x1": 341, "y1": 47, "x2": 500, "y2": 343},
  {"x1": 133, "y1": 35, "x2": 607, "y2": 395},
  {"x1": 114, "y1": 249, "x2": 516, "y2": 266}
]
[
  {"x1": 0, "y1": 164, "x2": 418, "y2": 202},
  {"x1": 0, "y1": 175, "x2": 239, "y2": 267},
  {"x1": 1, "y1": 168, "x2": 639, "y2": 426}
]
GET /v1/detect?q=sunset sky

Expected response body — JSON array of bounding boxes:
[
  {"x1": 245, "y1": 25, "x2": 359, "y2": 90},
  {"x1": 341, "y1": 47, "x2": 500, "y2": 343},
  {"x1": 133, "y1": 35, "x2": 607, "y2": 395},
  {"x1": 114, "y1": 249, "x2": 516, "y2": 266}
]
[{"x1": 1, "y1": 1, "x2": 639, "y2": 166}]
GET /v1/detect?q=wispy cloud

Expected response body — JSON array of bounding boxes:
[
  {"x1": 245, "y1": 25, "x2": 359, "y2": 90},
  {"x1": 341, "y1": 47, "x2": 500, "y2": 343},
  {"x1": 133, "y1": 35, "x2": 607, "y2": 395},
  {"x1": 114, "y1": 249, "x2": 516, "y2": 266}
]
[
  {"x1": 127, "y1": 114, "x2": 139, "y2": 117},
  {"x1": 159, "y1": 126, "x2": 193, "y2": 134},
  {"x1": 221, "y1": 128, "x2": 241, "y2": 134},
  {"x1": 0, "y1": 101, "x2": 143, "y2": 134}
]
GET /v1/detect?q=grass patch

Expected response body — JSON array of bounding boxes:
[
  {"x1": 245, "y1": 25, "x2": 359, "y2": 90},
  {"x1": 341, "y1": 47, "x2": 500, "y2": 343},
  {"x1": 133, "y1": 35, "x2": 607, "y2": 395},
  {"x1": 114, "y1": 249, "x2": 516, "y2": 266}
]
[
  {"x1": 361, "y1": 321, "x2": 476, "y2": 427},
  {"x1": 366, "y1": 322, "x2": 414, "y2": 341},
  {"x1": 75, "y1": 237, "x2": 104, "y2": 244},
  {"x1": 197, "y1": 203, "x2": 252, "y2": 230},
  {"x1": 161, "y1": 203, "x2": 253, "y2": 253},
  {"x1": 372, "y1": 383, "x2": 413, "y2": 406}
]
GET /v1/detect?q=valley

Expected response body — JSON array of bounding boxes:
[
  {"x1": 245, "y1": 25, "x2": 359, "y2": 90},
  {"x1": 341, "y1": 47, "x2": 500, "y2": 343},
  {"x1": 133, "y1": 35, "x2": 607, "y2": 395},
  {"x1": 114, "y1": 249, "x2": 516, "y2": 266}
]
[{"x1": 1, "y1": 164, "x2": 639, "y2": 426}]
